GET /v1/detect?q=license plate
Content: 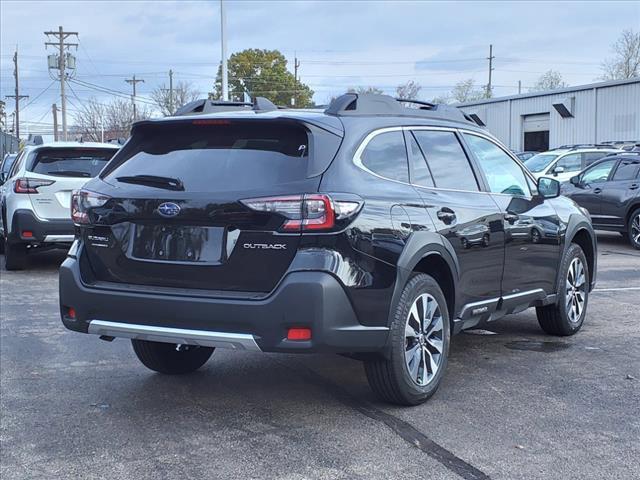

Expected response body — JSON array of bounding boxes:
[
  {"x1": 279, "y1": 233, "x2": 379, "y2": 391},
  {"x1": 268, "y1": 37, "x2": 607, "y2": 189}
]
[{"x1": 130, "y1": 225, "x2": 224, "y2": 264}]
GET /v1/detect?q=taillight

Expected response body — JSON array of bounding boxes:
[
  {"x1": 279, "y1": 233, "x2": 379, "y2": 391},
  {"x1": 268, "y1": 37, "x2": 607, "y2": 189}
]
[
  {"x1": 14, "y1": 178, "x2": 55, "y2": 194},
  {"x1": 240, "y1": 194, "x2": 362, "y2": 232},
  {"x1": 71, "y1": 189, "x2": 111, "y2": 225}
]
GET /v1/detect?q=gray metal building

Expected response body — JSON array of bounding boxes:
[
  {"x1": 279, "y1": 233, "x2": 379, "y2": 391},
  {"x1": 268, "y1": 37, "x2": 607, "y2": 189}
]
[{"x1": 457, "y1": 78, "x2": 640, "y2": 151}]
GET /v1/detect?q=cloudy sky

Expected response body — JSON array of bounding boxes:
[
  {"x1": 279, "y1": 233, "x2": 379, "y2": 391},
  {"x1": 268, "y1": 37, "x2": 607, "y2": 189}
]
[{"x1": 1, "y1": 0, "x2": 639, "y2": 136}]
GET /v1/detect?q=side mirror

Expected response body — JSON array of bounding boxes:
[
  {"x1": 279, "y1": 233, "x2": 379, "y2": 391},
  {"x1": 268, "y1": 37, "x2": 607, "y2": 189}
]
[
  {"x1": 537, "y1": 177, "x2": 560, "y2": 199},
  {"x1": 553, "y1": 166, "x2": 565, "y2": 176},
  {"x1": 0, "y1": 173, "x2": 6, "y2": 186},
  {"x1": 570, "y1": 175, "x2": 581, "y2": 187}
]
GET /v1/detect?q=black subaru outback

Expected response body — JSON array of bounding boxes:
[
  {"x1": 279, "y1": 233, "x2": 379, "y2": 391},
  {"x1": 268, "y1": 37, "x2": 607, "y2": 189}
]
[{"x1": 60, "y1": 94, "x2": 597, "y2": 405}]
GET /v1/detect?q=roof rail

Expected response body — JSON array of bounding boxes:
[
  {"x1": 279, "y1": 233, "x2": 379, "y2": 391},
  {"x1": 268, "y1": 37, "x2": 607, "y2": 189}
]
[
  {"x1": 552, "y1": 143, "x2": 618, "y2": 151},
  {"x1": 174, "y1": 96, "x2": 278, "y2": 116},
  {"x1": 324, "y1": 93, "x2": 481, "y2": 126}
]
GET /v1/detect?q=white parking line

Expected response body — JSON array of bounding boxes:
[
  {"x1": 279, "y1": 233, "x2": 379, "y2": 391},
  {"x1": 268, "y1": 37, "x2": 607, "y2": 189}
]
[{"x1": 593, "y1": 286, "x2": 640, "y2": 292}]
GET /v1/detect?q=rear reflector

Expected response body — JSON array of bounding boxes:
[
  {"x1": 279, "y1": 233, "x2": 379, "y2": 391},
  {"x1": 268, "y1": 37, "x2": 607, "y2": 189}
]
[
  {"x1": 67, "y1": 307, "x2": 76, "y2": 319},
  {"x1": 287, "y1": 327, "x2": 312, "y2": 341},
  {"x1": 21, "y1": 231, "x2": 34, "y2": 238}
]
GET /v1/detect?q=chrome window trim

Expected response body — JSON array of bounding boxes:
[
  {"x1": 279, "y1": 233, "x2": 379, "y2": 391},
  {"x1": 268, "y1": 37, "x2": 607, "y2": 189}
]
[{"x1": 353, "y1": 125, "x2": 537, "y2": 196}]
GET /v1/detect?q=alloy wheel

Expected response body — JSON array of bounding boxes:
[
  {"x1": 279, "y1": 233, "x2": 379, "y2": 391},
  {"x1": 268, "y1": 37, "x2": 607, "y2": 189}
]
[
  {"x1": 565, "y1": 257, "x2": 586, "y2": 323},
  {"x1": 404, "y1": 293, "x2": 444, "y2": 386},
  {"x1": 631, "y1": 214, "x2": 640, "y2": 246}
]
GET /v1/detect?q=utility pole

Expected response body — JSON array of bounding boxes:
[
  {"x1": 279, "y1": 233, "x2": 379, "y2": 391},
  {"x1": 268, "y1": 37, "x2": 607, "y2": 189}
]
[
  {"x1": 45, "y1": 26, "x2": 78, "y2": 141},
  {"x1": 52, "y1": 104, "x2": 59, "y2": 141},
  {"x1": 486, "y1": 44, "x2": 494, "y2": 98},
  {"x1": 169, "y1": 69, "x2": 174, "y2": 114},
  {"x1": 293, "y1": 53, "x2": 300, "y2": 107},
  {"x1": 518, "y1": 80, "x2": 522, "y2": 95},
  {"x1": 125, "y1": 74, "x2": 145, "y2": 120},
  {"x1": 5, "y1": 50, "x2": 29, "y2": 140},
  {"x1": 220, "y1": 0, "x2": 229, "y2": 101}
]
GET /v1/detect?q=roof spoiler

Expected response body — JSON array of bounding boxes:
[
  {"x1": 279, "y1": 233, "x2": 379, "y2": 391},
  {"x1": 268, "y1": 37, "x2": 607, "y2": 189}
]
[
  {"x1": 174, "y1": 96, "x2": 278, "y2": 116},
  {"x1": 324, "y1": 93, "x2": 483, "y2": 126}
]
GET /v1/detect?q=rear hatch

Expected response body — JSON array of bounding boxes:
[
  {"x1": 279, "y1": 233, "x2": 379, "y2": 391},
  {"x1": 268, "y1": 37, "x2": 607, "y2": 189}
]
[
  {"x1": 27, "y1": 147, "x2": 116, "y2": 220},
  {"x1": 81, "y1": 117, "x2": 342, "y2": 294}
]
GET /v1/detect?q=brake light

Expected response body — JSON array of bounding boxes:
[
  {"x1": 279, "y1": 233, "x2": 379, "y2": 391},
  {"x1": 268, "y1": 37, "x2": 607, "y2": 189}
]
[
  {"x1": 240, "y1": 194, "x2": 361, "y2": 232},
  {"x1": 71, "y1": 189, "x2": 111, "y2": 225},
  {"x1": 14, "y1": 178, "x2": 55, "y2": 194}
]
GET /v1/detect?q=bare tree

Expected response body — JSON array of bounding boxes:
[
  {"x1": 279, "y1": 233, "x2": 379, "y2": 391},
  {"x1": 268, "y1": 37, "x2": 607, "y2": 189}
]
[
  {"x1": 451, "y1": 79, "x2": 485, "y2": 103},
  {"x1": 429, "y1": 94, "x2": 452, "y2": 104},
  {"x1": 72, "y1": 99, "x2": 105, "y2": 142},
  {"x1": 396, "y1": 81, "x2": 421, "y2": 100},
  {"x1": 73, "y1": 97, "x2": 152, "y2": 141},
  {"x1": 601, "y1": 29, "x2": 640, "y2": 80},
  {"x1": 529, "y1": 70, "x2": 568, "y2": 92},
  {"x1": 347, "y1": 86, "x2": 384, "y2": 95},
  {"x1": 151, "y1": 80, "x2": 200, "y2": 116}
]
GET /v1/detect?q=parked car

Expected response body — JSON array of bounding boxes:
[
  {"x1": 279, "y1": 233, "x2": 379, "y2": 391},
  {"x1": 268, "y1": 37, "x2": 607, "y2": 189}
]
[
  {"x1": 1, "y1": 153, "x2": 19, "y2": 181},
  {"x1": 513, "y1": 150, "x2": 538, "y2": 162},
  {"x1": 562, "y1": 153, "x2": 640, "y2": 249},
  {"x1": 59, "y1": 94, "x2": 597, "y2": 406},
  {"x1": 0, "y1": 140, "x2": 120, "y2": 269},
  {"x1": 524, "y1": 145, "x2": 620, "y2": 183}
]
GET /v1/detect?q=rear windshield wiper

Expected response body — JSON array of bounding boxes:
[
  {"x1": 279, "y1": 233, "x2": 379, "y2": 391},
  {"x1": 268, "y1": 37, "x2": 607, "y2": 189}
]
[
  {"x1": 47, "y1": 170, "x2": 92, "y2": 177},
  {"x1": 116, "y1": 174, "x2": 185, "y2": 191}
]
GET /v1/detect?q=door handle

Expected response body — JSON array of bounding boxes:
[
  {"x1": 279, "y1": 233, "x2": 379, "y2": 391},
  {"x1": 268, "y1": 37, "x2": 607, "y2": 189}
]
[
  {"x1": 593, "y1": 187, "x2": 602, "y2": 194},
  {"x1": 504, "y1": 213, "x2": 519, "y2": 224},
  {"x1": 630, "y1": 183, "x2": 639, "y2": 190},
  {"x1": 437, "y1": 208, "x2": 456, "y2": 224}
]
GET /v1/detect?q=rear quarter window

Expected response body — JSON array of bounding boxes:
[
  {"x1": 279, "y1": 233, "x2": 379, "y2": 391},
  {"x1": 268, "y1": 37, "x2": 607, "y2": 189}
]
[{"x1": 359, "y1": 130, "x2": 409, "y2": 183}]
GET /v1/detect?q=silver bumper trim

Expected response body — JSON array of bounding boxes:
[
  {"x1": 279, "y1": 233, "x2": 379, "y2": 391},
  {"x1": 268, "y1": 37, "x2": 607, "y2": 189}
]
[
  {"x1": 43, "y1": 234, "x2": 75, "y2": 243},
  {"x1": 87, "y1": 320, "x2": 261, "y2": 351}
]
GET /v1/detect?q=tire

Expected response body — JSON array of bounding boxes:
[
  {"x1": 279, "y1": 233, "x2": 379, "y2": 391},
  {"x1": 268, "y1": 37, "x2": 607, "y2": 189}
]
[
  {"x1": 627, "y1": 208, "x2": 640, "y2": 250},
  {"x1": 364, "y1": 273, "x2": 450, "y2": 406},
  {"x1": 4, "y1": 240, "x2": 27, "y2": 271},
  {"x1": 536, "y1": 243, "x2": 589, "y2": 336},
  {"x1": 131, "y1": 340, "x2": 214, "y2": 374}
]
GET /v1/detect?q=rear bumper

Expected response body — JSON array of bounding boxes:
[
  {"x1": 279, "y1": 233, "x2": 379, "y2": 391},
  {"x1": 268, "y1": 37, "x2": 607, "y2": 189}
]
[
  {"x1": 59, "y1": 255, "x2": 389, "y2": 353},
  {"x1": 10, "y1": 209, "x2": 74, "y2": 243}
]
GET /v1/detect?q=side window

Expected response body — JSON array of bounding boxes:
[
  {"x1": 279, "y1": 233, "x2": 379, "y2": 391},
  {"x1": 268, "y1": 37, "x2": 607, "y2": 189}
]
[
  {"x1": 555, "y1": 153, "x2": 582, "y2": 172},
  {"x1": 406, "y1": 132, "x2": 434, "y2": 188},
  {"x1": 582, "y1": 160, "x2": 616, "y2": 184},
  {"x1": 360, "y1": 131, "x2": 409, "y2": 183},
  {"x1": 583, "y1": 152, "x2": 608, "y2": 167},
  {"x1": 462, "y1": 133, "x2": 530, "y2": 196},
  {"x1": 8, "y1": 151, "x2": 25, "y2": 178},
  {"x1": 612, "y1": 160, "x2": 640, "y2": 181},
  {"x1": 413, "y1": 130, "x2": 478, "y2": 191}
]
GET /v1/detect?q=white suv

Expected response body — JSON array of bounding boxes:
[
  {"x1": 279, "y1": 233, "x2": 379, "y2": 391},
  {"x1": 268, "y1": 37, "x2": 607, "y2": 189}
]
[
  {"x1": 524, "y1": 146, "x2": 621, "y2": 184},
  {"x1": 0, "y1": 141, "x2": 119, "y2": 270}
]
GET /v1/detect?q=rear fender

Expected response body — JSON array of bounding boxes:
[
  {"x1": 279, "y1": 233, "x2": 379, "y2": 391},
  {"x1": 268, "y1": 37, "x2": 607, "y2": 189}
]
[{"x1": 389, "y1": 231, "x2": 460, "y2": 329}]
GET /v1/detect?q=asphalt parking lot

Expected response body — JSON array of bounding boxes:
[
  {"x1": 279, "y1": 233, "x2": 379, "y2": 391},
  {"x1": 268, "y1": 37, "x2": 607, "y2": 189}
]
[{"x1": 1, "y1": 232, "x2": 638, "y2": 480}]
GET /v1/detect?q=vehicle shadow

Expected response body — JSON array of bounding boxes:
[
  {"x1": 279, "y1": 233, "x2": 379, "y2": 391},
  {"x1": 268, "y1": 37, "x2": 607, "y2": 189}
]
[{"x1": 1, "y1": 249, "x2": 68, "y2": 272}]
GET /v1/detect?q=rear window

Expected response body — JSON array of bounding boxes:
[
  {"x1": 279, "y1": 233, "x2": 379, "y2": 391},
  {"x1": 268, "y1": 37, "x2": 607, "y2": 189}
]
[
  {"x1": 102, "y1": 122, "x2": 310, "y2": 191},
  {"x1": 30, "y1": 148, "x2": 116, "y2": 178}
]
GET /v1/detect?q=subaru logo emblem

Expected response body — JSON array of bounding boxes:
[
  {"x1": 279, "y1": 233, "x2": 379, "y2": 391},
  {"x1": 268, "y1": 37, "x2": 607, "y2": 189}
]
[{"x1": 158, "y1": 202, "x2": 181, "y2": 217}]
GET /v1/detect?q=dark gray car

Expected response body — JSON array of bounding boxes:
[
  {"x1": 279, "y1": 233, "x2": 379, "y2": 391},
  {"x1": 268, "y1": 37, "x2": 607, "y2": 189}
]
[{"x1": 562, "y1": 153, "x2": 640, "y2": 248}]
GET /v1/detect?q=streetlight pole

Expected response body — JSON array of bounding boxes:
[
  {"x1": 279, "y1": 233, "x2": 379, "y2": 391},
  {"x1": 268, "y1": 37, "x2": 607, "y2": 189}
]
[{"x1": 220, "y1": 0, "x2": 229, "y2": 101}]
